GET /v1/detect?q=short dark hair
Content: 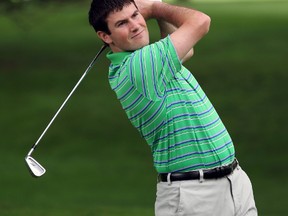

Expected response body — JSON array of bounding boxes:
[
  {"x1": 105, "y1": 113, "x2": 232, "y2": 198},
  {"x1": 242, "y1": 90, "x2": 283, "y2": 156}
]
[{"x1": 88, "y1": 0, "x2": 136, "y2": 34}]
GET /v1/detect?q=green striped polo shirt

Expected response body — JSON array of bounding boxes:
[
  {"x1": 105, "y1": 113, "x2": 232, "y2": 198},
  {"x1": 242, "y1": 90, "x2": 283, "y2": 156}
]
[{"x1": 107, "y1": 36, "x2": 235, "y2": 173}]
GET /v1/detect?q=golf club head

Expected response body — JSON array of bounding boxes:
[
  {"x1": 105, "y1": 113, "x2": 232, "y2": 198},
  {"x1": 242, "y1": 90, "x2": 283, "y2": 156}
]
[{"x1": 25, "y1": 156, "x2": 46, "y2": 177}]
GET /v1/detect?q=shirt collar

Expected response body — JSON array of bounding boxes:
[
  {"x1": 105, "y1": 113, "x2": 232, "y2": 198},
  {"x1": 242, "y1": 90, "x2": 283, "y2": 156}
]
[{"x1": 106, "y1": 51, "x2": 133, "y2": 65}]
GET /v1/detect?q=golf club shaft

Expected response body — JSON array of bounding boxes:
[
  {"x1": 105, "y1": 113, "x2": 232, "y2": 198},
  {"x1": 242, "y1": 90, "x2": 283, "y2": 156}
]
[{"x1": 28, "y1": 45, "x2": 107, "y2": 156}]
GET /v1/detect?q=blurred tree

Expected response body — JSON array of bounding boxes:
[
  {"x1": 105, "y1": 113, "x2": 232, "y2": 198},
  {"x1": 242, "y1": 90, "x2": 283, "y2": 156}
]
[
  {"x1": 0, "y1": 0, "x2": 191, "y2": 13},
  {"x1": 0, "y1": 0, "x2": 89, "y2": 12},
  {"x1": 0, "y1": 0, "x2": 25, "y2": 12},
  {"x1": 0, "y1": 0, "x2": 90, "y2": 29}
]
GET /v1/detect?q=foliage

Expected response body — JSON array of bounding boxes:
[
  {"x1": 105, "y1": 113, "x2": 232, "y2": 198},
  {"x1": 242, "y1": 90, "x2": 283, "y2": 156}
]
[
  {"x1": 1, "y1": 1, "x2": 288, "y2": 215},
  {"x1": 0, "y1": 0, "x2": 89, "y2": 12}
]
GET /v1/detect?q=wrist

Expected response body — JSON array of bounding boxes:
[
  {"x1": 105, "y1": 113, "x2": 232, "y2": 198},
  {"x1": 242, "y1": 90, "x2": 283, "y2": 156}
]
[
  {"x1": 137, "y1": 0, "x2": 159, "y2": 20},
  {"x1": 146, "y1": 0, "x2": 163, "y2": 19}
]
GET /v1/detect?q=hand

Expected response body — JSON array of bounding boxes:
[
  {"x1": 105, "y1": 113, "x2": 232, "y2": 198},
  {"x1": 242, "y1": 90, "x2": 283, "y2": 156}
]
[{"x1": 134, "y1": 0, "x2": 161, "y2": 20}]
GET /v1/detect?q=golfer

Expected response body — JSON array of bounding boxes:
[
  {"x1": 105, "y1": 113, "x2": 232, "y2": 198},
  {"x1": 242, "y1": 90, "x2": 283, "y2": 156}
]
[{"x1": 89, "y1": 0, "x2": 257, "y2": 215}]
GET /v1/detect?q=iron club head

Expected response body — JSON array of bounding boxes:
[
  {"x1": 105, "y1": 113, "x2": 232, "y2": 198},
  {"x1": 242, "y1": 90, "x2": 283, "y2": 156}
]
[{"x1": 25, "y1": 156, "x2": 46, "y2": 177}]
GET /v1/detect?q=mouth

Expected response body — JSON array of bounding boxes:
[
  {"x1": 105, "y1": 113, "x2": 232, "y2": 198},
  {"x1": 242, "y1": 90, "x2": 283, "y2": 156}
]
[{"x1": 131, "y1": 30, "x2": 144, "y2": 39}]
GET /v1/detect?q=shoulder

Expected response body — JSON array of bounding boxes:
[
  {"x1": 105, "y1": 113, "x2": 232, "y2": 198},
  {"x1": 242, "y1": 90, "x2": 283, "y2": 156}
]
[
  {"x1": 140, "y1": 36, "x2": 176, "y2": 55},
  {"x1": 131, "y1": 36, "x2": 180, "y2": 65}
]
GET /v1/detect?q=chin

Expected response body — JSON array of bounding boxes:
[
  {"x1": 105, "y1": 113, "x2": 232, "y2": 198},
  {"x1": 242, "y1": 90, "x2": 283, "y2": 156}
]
[
  {"x1": 114, "y1": 39, "x2": 150, "y2": 52},
  {"x1": 133, "y1": 39, "x2": 150, "y2": 50}
]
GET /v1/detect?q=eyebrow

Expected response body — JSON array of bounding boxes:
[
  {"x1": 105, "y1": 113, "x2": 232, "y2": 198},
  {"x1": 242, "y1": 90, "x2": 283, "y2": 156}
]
[{"x1": 114, "y1": 9, "x2": 139, "y2": 27}]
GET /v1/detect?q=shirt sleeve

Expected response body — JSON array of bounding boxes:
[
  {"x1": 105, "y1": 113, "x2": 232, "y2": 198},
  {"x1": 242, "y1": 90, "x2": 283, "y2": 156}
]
[{"x1": 126, "y1": 36, "x2": 182, "y2": 100}]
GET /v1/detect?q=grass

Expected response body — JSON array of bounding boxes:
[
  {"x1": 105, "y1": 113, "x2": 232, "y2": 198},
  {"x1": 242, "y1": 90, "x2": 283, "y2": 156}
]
[{"x1": 1, "y1": 1, "x2": 288, "y2": 215}]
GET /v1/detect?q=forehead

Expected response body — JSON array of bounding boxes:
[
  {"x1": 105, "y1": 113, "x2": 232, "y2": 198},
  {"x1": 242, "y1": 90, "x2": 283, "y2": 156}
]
[{"x1": 106, "y1": 3, "x2": 138, "y2": 24}]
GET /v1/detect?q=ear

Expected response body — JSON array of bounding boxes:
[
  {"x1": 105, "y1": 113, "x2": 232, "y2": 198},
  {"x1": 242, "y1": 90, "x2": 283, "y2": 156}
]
[{"x1": 97, "y1": 31, "x2": 112, "y2": 45}]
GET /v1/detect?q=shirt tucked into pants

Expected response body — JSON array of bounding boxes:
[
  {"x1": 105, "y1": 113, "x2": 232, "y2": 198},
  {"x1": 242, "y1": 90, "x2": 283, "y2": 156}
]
[{"x1": 155, "y1": 165, "x2": 257, "y2": 216}]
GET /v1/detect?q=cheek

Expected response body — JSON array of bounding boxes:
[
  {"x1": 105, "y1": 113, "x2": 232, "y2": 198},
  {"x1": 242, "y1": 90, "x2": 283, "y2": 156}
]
[
  {"x1": 112, "y1": 30, "x2": 128, "y2": 42},
  {"x1": 140, "y1": 17, "x2": 147, "y2": 27}
]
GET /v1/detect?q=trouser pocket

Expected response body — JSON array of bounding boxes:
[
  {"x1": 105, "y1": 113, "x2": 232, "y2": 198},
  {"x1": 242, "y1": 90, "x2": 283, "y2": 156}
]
[
  {"x1": 155, "y1": 182, "x2": 182, "y2": 216},
  {"x1": 226, "y1": 166, "x2": 258, "y2": 216}
]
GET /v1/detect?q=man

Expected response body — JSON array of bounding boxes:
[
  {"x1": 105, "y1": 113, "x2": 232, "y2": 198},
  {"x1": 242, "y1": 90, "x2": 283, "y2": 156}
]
[{"x1": 89, "y1": 0, "x2": 257, "y2": 215}]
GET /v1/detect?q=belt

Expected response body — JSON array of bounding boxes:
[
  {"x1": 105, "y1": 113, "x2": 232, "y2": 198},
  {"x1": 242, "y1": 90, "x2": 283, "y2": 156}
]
[{"x1": 159, "y1": 159, "x2": 238, "y2": 182}]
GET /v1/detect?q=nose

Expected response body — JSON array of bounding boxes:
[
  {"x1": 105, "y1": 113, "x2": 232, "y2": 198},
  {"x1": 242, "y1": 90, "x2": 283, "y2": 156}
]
[{"x1": 129, "y1": 19, "x2": 140, "y2": 32}]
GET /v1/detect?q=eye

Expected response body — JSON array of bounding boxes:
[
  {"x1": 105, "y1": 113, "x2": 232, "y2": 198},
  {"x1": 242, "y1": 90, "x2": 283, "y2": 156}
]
[
  {"x1": 116, "y1": 21, "x2": 127, "y2": 27},
  {"x1": 132, "y1": 11, "x2": 139, "y2": 18}
]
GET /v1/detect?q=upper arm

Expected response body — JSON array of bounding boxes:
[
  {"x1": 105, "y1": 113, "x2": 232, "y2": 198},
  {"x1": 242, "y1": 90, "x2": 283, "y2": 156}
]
[
  {"x1": 182, "y1": 48, "x2": 194, "y2": 63},
  {"x1": 170, "y1": 12, "x2": 210, "y2": 60},
  {"x1": 156, "y1": 21, "x2": 194, "y2": 62},
  {"x1": 137, "y1": 1, "x2": 210, "y2": 60}
]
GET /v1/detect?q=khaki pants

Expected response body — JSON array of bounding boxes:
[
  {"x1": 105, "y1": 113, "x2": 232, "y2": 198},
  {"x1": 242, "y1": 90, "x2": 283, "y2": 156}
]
[{"x1": 155, "y1": 166, "x2": 257, "y2": 216}]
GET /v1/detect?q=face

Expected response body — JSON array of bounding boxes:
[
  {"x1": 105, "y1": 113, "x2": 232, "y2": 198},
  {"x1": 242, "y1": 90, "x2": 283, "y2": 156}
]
[{"x1": 97, "y1": 3, "x2": 149, "y2": 52}]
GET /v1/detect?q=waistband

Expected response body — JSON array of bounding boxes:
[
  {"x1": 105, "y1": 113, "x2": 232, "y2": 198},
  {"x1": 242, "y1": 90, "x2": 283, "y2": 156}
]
[{"x1": 158, "y1": 159, "x2": 238, "y2": 182}]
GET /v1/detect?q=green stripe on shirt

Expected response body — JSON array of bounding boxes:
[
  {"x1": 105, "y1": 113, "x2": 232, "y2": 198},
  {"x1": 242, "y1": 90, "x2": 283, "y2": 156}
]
[{"x1": 107, "y1": 36, "x2": 235, "y2": 173}]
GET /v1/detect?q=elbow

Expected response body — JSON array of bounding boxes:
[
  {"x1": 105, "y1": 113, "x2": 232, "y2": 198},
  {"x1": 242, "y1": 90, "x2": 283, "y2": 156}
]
[
  {"x1": 203, "y1": 14, "x2": 211, "y2": 34},
  {"x1": 193, "y1": 12, "x2": 211, "y2": 36},
  {"x1": 188, "y1": 48, "x2": 194, "y2": 58},
  {"x1": 182, "y1": 48, "x2": 194, "y2": 63},
  {"x1": 198, "y1": 13, "x2": 211, "y2": 35}
]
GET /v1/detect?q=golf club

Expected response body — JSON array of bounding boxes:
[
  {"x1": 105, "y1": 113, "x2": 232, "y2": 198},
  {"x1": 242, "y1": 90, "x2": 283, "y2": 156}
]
[{"x1": 25, "y1": 45, "x2": 107, "y2": 177}]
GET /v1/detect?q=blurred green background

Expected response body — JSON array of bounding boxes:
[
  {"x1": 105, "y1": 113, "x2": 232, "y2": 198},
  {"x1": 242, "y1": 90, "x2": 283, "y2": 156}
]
[{"x1": 1, "y1": 0, "x2": 287, "y2": 215}]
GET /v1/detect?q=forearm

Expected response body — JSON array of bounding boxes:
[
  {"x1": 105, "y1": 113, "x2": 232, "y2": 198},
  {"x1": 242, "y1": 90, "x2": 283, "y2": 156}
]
[
  {"x1": 158, "y1": 3, "x2": 209, "y2": 60},
  {"x1": 157, "y1": 19, "x2": 176, "y2": 38},
  {"x1": 137, "y1": 0, "x2": 208, "y2": 30},
  {"x1": 149, "y1": 2, "x2": 206, "y2": 28},
  {"x1": 157, "y1": 20, "x2": 194, "y2": 62},
  {"x1": 136, "y1": 0, "x2": 210, "y2": 60},
  {"x1": 148, "y1": 0, "x2": 174, "y2": 37},
  {"x1": 153, "y1": 8, "x2": 190, "y2": 58}
]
